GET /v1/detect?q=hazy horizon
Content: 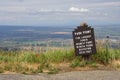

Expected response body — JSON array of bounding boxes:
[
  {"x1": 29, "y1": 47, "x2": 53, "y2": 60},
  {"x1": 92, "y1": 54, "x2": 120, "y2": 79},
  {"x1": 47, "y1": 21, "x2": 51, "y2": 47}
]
[
  {"x1": 0, "y1": 0, "x2": 120, "y2": 26},
  {"x1": 0, "y1": 23, "x2": 120, "y2": 28}
]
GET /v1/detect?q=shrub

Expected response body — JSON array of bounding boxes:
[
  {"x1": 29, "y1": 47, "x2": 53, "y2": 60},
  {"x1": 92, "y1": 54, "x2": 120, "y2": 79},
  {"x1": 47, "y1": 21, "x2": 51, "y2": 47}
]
[
  {"x1": 70, "y1": 58, "x2": 81, "y2": 68},
  {"x1": 18, "y1": 51, "x2": 37, "y2": 63},
  {"x1": 45, "y1": 48, "x2": 75, "y2": 63},
  {"x1": 37, "y1": 64, "x2": 43, "y2": 73},
  {"x1": 92, "y1": 47, "x2": 120, "y2": 65},
  {"x1": 0, "y1": 67, "x2": 4, "y2": 73},
  {"x1": 48, "y1": 67, "x2": 59, "y2": 74}
]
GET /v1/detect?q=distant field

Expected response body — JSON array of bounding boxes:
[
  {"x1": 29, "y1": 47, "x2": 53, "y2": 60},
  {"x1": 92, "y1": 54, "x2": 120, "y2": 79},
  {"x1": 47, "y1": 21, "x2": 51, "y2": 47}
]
[{"x1": 0, "y1": 25, "x2": 120, "y2": 49}]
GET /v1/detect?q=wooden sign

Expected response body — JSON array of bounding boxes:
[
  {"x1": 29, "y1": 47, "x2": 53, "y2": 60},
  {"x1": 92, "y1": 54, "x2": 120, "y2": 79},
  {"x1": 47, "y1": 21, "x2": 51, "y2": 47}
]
[{"x1": 72, "y1": 23, "x2": 96, "y2": 56}]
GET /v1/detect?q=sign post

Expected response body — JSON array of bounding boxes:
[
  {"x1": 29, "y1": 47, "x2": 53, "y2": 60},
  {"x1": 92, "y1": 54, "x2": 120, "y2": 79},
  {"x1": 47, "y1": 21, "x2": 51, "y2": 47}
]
[{"x1": 72, "y1": 23, "x2": 96, "y2": 60}]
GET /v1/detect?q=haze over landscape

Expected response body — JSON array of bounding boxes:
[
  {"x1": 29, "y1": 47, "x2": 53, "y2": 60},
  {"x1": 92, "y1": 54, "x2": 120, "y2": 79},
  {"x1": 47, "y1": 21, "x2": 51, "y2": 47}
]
[{"x1": 0, "y1": 0, "x2": 120, "y2": 26}]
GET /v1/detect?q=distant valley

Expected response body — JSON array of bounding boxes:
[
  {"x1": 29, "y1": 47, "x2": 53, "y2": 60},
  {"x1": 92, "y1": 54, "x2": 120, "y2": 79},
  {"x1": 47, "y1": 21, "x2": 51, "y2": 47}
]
[{"x1": 0, "y1": 25, "x2": 120, "y2": 50}]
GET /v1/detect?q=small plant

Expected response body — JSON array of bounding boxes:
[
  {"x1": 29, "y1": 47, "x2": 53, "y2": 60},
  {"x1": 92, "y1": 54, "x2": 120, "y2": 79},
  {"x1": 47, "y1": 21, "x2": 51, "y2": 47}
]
[
  {"x1": 30, "y1": 69, "x2": 38, "y2": 74},
  {"x1": 21, "y1": 71, "x2": 27, "y2": 74},
  {"x1": 18, "y1": 52, "x2": 37, "y2": 63},
  {"x1": 90, "y1": 63, "x2": 98, "y2": 68},
  {"x1": 0, "y1": 67, "x2": 4, "y2": 73},
  {"x1": 70, "y1": 59, "x2": 98, "y2": 68},
  {"x1": 4, "y1": 64, "x2": 12, "y2": 71},
  {"x1": 14, "y1": 64, "x2": 23, "y2": 73},
  {"x1": 70, "y1": 57, "x2": 81, "y2": 68},
  {"x1": 48, "y1": 67, "x2": 59, "y2": 74},
  {"x1": 92, "y1": 48, "x2": 120, "y2": 65},
  {"x1": 37, "y1": 64, "x2": 43, "y2": 73},
  {"x1": 116, "y1": 64, "x2": 120, "y2": 69},
  {"x1": 86, "y1": 60, "x2": 98, "y2": 68},
  {"x1": 79, "y1": 61, "x2": 86, "y2": 67}
]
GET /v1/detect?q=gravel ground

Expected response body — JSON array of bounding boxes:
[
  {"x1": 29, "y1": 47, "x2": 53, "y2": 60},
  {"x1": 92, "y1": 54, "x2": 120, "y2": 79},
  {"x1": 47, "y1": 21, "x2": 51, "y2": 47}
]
[{"x1": 0, "y1": 71, "x2": 120, "y2": 80}]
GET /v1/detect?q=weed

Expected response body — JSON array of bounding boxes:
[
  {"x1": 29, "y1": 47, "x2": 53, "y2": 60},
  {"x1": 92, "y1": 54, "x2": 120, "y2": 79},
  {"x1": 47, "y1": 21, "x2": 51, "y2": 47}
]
[
  {"x1": 14, "y1": 64, "x2": 23, "y2": 72},
  {"x1": 21, "y1": 71, "x2": 27, "y2": 74},
  {"x1": 48, "y1": 67, "x2": 59, "y2": 74},
  {"x1": 30, "y1": 69, "x2": 38, "y2": 74},
  {"x1": 0, "y1": 67, "x2": 4, "y2": 73},
  {"x1": 70, "y1": 58, "x2": 80, "y2": 68},
  {"x1": 77, "y1": 60, "x2": 98, "y2": 68},
  {"x1": 92, "y1": 48, "x2": 120, "y2": 65},
  {"x1": 37, "y1": 64, "x2": 43, "y2": 73},
  {"x1": 4, "y1": 64, "x2": 12, "y2": 71},
  {"x1": 79, "y1": 61, "x2": 86, "y2": 67}
]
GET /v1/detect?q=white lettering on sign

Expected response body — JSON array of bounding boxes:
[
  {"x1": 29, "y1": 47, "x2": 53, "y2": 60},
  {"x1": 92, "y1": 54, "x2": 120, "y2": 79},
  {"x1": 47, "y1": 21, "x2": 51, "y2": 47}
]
[
  {"x1": 79, "y1": 51, "x2": 85, "y2": 54},
  {"x1": 74, "y1": 30, "x2": 91, "y2": 36},
  {"x1": 83, "y1": 30, "x2": 91, "y2": 34},
  {"x1": 76, "y1": 43, "x2": 82, "y2": 45},
  {"x1": 76, "y1": 45, "x2": 85, "y2": 48},
  {"x1": 74, "y1": 32, "x2": 82, "y2": 35},
  {"x1": 79, "y1": 50, "x2": 92, "y2": 54},
  {"x1": 79, "y1": 47, "x2": 91, "y2": 51},
  {"x1": 82, "y1": 35, "x2": 91, "y2": 38},
  {"x1": 80, "y1": 39, "x2": 88, "y2": 41},
  {"x1": 75, "y1": 37, "x2": 81, "y2": 39},
  {"x1": 86, "y1": 50, "x2": 92, "y2": 53},
  {"x1": 86, "y1": 44, "x2": 93, "y2": 47},
  {"x1": 86, "y1": 41, "x2": 92, "y2": 44}
]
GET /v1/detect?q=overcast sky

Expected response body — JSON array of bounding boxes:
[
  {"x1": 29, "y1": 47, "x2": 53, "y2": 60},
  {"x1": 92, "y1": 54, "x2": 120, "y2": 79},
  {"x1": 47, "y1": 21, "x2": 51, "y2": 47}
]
[{"x1": 0, "y1": 0, "x2": 120, "y2": 26}]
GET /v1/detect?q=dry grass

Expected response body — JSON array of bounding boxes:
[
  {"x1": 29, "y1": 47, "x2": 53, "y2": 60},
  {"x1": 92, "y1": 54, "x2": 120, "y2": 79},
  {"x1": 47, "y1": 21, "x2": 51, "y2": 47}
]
[{"x1": 0, "y1": 46, "x2": 120, "y2": 74}]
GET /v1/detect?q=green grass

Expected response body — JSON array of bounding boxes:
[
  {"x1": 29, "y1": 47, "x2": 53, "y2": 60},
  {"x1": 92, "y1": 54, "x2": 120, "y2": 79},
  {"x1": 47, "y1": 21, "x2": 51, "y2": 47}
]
[
  {"x1": 0, "y1": 47, "x2": 120, "y2": 74},
  {"x1": 48, "y1": 67, "x2": 59, "y2": 74},
  {"x1": 92, "y1": 48, "x2": 120, "y2": 64},
  {"x1": 0, "y1": 66, "x2": 4, "y2": 73},
  {"x1": 44, "y1": 48, "x2": 75, "y2": 63}
]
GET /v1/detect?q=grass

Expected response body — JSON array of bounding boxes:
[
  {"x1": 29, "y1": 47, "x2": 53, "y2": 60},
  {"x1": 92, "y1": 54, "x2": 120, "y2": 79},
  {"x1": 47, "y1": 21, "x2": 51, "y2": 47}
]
[
  {"x1": 0, "y1": 66, "x2": 4, "y2": 73},
  {"x1": 48, "y1": 67, "x2": 59, "y2": 74},
  {"x1": 92, "y1": 48, "x2": 120, "y2": 64},
  {"x1": 0, "y1": 46, "x2": 120, "y2": 74}
]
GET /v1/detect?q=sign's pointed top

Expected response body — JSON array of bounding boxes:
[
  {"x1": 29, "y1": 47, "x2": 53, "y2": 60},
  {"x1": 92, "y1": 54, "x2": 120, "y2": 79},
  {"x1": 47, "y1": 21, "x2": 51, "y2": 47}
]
[{"x1": 80, "y1": 22, "x2": 88, "y2": 27}]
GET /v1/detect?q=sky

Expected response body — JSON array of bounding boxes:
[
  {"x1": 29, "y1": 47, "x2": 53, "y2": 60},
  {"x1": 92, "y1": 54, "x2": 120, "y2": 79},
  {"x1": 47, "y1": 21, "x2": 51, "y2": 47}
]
[{"x1": 0, "y1": 0, "x2": 120, "y2": 26}]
